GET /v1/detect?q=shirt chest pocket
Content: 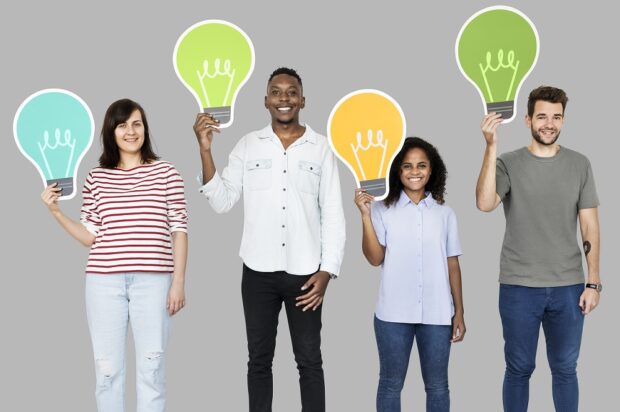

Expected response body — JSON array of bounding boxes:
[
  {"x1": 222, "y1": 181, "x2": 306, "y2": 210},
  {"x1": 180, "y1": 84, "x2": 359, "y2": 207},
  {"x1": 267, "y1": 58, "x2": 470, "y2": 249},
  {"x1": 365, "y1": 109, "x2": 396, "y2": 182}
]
[
  {"x1": 246, "y1": 159, "x2": 272, "y2": 191},
  {"x1": 296, "y1": 161, "x2": 321, "y2": 195}
]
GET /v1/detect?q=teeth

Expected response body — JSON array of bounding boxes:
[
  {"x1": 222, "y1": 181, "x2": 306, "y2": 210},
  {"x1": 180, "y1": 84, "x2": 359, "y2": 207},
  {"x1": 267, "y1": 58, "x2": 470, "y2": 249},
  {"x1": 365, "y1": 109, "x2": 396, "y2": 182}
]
[{"x1": 277, "y1": 107, "x2": 291, "y2": 112}]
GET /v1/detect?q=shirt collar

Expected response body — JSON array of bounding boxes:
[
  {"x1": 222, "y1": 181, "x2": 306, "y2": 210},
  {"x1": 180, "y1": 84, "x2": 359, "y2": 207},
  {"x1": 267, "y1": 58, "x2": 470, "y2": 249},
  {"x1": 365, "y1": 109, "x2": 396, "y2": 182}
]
[
  {"x1": 257, "y1": 123, "x2": 317, "y2": 145},
  {"x1": 398, "y1": 191, "x2": 435, "y2": 208}
]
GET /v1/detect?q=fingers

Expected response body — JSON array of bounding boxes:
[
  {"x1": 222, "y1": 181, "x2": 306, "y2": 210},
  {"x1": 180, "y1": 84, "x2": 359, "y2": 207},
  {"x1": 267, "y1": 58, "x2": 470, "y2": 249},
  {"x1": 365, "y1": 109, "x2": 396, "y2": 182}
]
[
  {"x1": 481, "y1": 112, "x2": 503, "y2": 142},
  {"x1": 168, "y1": 298, "x2": 186, "y2": 316},
  {"x1": 41, "y1": 183, "x2": 62, "y2": 206},
  {"x1": 194, "y1": 113, "x2": 220, "y2": 131},
  {"x1": 451, "y1": 323, "x2": 466, "y2": 343},
  {"x1": 297, "y1": 295, "x2": 323, "y2": 311},
  {"x1": 580, "y1": 290, "x2": 599, "y2": 315}
]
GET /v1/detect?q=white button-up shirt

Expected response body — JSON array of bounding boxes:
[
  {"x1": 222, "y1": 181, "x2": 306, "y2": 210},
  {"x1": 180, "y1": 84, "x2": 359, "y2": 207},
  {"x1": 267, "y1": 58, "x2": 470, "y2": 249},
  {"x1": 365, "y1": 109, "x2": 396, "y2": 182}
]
[
  {"x1": 199, "y1": 124, "x2": 345, "y2": 276},
  {"x1": 371, "y1": 192, "x2": 462, "y2": 325}
]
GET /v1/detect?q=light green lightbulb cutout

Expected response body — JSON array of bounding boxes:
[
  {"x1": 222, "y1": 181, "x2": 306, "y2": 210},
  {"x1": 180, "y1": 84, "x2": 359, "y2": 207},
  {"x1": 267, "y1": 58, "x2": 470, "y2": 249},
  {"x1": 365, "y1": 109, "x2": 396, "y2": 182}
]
[
  {"x1": 456, "y1": 6, "x2": 539, "y2": 122},
  {"x1": 173, "y1": 20, "x2": 255, "y2": 127}
]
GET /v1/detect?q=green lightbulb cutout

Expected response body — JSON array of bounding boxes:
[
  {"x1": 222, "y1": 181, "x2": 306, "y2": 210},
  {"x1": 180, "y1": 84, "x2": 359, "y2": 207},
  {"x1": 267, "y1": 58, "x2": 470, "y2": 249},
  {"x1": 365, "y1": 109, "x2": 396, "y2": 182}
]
[
  {"x1": 456, "y1": 6, "x2": 539, "y2": 123},
  {"x1": 173, "y1": 20, "x2": 255, "y2": 127}
]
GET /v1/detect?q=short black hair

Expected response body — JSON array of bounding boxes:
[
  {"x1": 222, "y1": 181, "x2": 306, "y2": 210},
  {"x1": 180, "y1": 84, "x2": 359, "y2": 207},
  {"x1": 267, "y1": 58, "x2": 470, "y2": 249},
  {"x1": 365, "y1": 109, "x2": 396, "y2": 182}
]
[
  {"x1": 527, "y1": 86, "x2": 568, "y2": 117},
  {"x1": 268, "y1": 67, "x2": 302, "y2": 86}
]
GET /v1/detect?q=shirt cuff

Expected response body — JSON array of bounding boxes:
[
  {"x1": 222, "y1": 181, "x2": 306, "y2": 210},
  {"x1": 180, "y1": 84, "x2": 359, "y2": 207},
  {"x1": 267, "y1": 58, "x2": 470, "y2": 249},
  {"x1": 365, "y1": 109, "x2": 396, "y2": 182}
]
[
  {"x1": 320, "y1": 263, "x2": 340, "y2": 278},
  {"x1": 81, "y1": 221, "x2": 99, "y2": 237},
  {"x1": 197, "y1": 171, "x2": 222, "y2": 198}
]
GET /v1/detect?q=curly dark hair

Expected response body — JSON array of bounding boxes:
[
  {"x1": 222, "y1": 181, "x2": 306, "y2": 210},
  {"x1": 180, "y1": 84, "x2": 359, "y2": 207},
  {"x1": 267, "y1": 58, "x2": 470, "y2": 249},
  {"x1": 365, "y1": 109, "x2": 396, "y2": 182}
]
[{"x1": 383, "y1": 137, "x2": 447, "y2": 207}]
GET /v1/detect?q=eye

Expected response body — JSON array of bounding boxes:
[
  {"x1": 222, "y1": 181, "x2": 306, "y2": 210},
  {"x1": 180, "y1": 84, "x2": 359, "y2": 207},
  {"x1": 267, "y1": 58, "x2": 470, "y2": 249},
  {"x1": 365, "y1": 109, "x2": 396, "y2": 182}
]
[
  {"x1": 288, "y1": 90, "x2": 297, "y2": 96},
  {"x1": 117, "y1": 123, "x2": 126, "y2": 129}
]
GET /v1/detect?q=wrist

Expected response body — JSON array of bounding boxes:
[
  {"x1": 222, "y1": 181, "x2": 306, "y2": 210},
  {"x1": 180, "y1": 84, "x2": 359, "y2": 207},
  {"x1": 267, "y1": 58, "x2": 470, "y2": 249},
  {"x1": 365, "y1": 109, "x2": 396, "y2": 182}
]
[{"x1": 171, "y1": 275, "x2": 185, "y2": 285}]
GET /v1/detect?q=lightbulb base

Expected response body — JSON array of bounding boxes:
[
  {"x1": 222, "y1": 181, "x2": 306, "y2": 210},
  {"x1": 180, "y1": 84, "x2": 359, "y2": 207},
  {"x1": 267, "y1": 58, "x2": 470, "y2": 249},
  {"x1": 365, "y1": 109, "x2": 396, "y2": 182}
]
[
  {"x1": 47, "y1": 177, "x2": 74, "y2": 197},
  {"x1": 487, "y1": 101, "x2": 514, "y2": 120},
  {"x1": 360, "y1": 178, "x2": 386, "y2": 197},
  {"x1": 204, "y1": 106, "x2": 231, "y2": 125}
]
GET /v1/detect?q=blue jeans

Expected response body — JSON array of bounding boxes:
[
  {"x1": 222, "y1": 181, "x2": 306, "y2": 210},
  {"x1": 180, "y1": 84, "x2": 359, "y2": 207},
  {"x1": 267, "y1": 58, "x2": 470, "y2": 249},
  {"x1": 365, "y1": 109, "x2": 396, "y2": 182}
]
[
  {"x1": 86, "y1": 273, "x2": 171, "y2": 412},
  {"x1": 499, "y1": 284, "x2": 585, "y2": 412},
  {"x1": 374, "y1": 316, "x2": 452, "y2": 412}
]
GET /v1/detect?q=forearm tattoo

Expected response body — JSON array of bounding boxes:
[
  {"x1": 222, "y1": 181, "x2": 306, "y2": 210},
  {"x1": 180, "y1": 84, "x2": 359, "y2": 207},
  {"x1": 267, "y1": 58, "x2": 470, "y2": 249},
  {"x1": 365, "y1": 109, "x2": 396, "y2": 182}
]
[{"x1": 583, "y1": 240, "x2": 592, "y2": 257}]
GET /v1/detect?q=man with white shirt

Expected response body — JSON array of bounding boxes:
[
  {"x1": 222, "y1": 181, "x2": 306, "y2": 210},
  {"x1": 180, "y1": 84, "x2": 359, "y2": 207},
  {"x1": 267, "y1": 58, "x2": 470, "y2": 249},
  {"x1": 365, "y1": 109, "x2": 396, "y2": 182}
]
[{"x1": 193, "y1": 67, "x2": 345, "y2": 412}]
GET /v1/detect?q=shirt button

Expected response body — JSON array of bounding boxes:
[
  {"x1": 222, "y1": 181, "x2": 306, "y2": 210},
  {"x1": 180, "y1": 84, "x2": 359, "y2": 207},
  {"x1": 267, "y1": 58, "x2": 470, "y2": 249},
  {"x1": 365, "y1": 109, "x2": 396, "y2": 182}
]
[
  {"x1": 282, "y1": 206, "x2": 286, "y2": 210},
  {"x1": 282, "y1": 243, "x2": 285, "y2": 247},
  {"x1": 283, "y1": 170, "x2": 287, "y2": 173},
  {"x1": 282, "y1": 225, "x2": 285, "y2": 228},
  {"x1": 284, "y1": 152, "x2": 287, "y2": 155}
]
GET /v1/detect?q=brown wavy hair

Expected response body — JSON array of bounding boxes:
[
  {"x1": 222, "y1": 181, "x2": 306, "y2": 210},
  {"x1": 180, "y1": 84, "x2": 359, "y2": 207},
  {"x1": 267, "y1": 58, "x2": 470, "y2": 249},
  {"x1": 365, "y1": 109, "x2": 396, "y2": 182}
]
[{"x1": 98, "y1": 99, "x2": 159, "y2": 168}]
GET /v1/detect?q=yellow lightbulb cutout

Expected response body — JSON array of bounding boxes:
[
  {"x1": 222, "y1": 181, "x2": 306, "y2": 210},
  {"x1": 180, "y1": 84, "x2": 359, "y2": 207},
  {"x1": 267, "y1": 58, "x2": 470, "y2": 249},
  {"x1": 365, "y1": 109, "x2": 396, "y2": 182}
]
[{"x1": 328, "y1": 90, "x2": 406, "y2": 199}]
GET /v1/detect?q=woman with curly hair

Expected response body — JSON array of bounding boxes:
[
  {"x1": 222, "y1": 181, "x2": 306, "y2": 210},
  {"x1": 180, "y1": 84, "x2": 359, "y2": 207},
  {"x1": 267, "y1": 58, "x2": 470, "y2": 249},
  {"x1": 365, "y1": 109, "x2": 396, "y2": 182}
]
[{"x1": 354, "y1": 137, "x2": 465, "y2": 412}]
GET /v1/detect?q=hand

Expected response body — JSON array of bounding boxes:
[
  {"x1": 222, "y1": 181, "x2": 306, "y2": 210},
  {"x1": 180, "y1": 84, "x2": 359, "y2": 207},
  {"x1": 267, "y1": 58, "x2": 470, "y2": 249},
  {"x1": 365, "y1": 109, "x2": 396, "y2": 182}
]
[
  {"x1": 41, "y1": 183, "x2": 62, "y2": 213},
  {"x1": 451, "y1": 313, "x2": 466, "y2": 343},
  {"x1": 167, "y1": 280, "x2": 186, "y2": 316},
  {"x1": 480, "y1": 112, "x2": 503, "y2": 145},
  {"x1": 193, "y1": 113, "x2": 220, "y2": 151},
  {"x1": 354, "y1": 188, "x2": 373, "y2": 217},
  {"x1": 296, "y1": 271, "x2": 331, "y2": 311},
  {"x1": 579, "y1": 288, "x2": 600, "y2": 315}
]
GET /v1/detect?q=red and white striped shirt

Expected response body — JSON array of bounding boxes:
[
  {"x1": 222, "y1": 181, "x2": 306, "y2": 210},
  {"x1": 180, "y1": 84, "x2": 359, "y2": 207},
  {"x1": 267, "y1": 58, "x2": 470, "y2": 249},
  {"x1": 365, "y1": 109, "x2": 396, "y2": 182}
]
[{"x1": 80, "y1": 161, "x2": 188, "y2": 274}]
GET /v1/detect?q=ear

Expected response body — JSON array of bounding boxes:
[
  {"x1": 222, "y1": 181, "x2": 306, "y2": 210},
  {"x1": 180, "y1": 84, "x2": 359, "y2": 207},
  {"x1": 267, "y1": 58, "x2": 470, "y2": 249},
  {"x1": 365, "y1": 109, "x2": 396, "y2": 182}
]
[
  {"x1": 525, "y1": 114, "x2": 532, "y2": 128},
  {"x1": 300, "y1": 96, "x2": 306, "y2": 109},
  {"x1": 264, "y1": 96, "x2": 268, "y2": 109}
]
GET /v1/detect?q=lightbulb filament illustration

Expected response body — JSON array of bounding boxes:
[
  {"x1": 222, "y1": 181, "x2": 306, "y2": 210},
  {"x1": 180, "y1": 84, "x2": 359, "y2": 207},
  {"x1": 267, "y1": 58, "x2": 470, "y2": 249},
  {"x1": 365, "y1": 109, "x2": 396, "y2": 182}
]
[
  {"x1": 38, "y1": 129, "x2": 76, "y2": 179},
  {"x1": 196, "y1": 58, "x2": 236, "y2": 108},
  {"x1": 479, "y1": 49, "x2": 520, "y2": 102},
  {"x1": 350, "y1": 129, "x2": 388, "y2": 181}
]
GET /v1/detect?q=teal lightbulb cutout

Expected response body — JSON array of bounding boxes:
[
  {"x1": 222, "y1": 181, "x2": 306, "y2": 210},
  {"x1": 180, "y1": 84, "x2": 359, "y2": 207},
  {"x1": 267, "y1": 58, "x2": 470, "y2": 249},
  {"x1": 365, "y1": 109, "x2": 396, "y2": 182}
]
[
  {"x1": 173, "y1": 20, "x2": 255, "y2": 127},
  {"x1": 13, "y1": 89, "x2": 95, "y2": 199},
  {"x1": 456, "y1": 6, "x2": 539, "y2": 123}
]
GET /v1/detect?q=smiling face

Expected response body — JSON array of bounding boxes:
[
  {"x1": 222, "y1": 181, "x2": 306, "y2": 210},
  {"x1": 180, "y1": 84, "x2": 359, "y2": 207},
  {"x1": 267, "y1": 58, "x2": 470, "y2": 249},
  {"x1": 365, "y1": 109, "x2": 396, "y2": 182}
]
[
  {"x1": 400, "y1": 147, "x2": 431, "y2": 195},
  {"x1": 114, "y1": 109, "x2": 145, "y2": 157},
  {"x1": 264, "y1": 73, "x2": 305, "y2": 125},
  {"x1": 526, "y1": 100, "x2": 564, "y2": 146}
]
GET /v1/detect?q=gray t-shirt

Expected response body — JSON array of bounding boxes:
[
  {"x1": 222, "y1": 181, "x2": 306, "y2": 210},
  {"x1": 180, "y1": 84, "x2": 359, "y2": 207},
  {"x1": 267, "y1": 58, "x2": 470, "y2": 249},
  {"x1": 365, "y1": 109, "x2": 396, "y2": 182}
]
[{"x1": 496, "y1": 146, "x2": 599, "y2": 287}]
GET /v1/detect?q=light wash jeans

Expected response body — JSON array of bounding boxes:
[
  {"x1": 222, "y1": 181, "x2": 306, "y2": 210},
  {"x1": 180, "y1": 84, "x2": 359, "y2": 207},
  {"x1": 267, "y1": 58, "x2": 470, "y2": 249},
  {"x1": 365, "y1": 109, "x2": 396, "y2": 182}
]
[{"x1": 86, "y1": 273, "x2": 171, "y2": 412}]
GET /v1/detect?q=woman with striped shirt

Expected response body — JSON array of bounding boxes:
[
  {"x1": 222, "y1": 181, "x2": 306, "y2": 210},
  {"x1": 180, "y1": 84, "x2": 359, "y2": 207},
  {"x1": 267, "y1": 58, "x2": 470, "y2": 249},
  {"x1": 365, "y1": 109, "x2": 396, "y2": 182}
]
[{"x1": 41, "y1": 99, "x2": 188, "y2": 412}]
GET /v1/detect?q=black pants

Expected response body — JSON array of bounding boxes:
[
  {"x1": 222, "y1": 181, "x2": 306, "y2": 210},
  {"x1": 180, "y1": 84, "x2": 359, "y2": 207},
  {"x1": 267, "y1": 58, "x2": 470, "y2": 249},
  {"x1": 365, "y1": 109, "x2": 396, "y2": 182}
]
[{"x1": 241, "y1": 264, "x2": 325, "y2": 412}]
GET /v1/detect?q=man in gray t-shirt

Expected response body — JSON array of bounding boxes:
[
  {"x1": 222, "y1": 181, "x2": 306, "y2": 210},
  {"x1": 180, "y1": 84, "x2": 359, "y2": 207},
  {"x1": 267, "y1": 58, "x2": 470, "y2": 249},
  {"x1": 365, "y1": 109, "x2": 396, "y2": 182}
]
[{"x1": 475, "y1": 86, "x2": 601, "y2": 412}]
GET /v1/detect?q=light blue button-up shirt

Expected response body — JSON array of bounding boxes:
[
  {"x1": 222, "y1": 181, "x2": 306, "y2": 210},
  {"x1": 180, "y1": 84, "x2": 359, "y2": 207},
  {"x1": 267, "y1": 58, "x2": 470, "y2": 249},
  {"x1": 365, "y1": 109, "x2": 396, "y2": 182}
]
[{"x1": 371, "y1": 192, "x2": 462, "y2": 325}]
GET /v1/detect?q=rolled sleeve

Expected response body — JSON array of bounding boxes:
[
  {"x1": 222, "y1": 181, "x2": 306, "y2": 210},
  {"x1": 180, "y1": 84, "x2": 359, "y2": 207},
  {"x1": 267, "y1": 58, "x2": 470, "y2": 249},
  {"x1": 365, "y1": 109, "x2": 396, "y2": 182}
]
[
  {"x1": 79, "y1": 172, "x2": 100, "y2": 236},
  {"x1": 198, "y1": 138, "x2": 245, "y2": 213},
  {"x1": 166, "y1": 165, "x2": 188, "y2": 233},
  {"x1": 318, "y1": 151, "x2": 346, "y2": 276}
]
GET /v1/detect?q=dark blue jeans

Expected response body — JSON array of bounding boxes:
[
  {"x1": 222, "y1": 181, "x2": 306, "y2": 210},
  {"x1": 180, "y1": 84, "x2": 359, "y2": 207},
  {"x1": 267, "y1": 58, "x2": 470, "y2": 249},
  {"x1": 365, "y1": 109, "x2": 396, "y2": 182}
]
[
  {"x1": 499, "y1": 284, "x2": 585, "y2": 412},
  {"x1": 374, "y1": 316, "x2": 452, "y2": 412}
]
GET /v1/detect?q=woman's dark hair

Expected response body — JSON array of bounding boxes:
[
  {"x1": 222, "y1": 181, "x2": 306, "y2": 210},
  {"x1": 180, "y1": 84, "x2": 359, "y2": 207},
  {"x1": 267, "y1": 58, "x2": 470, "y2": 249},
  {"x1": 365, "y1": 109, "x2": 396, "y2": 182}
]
[
  {"x1": 384, "y1": 137, "x2": 447, "y2": 207},
  {"x1": 98, "y1": 99, "x2": 159, "y2": 168}
]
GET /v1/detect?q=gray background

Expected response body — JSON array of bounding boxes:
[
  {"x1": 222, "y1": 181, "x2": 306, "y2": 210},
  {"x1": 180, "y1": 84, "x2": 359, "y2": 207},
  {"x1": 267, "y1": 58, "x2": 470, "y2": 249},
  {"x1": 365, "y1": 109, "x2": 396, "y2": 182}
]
[{"x1": 1, "y1": 0, "x2": 617, "y2": 410}]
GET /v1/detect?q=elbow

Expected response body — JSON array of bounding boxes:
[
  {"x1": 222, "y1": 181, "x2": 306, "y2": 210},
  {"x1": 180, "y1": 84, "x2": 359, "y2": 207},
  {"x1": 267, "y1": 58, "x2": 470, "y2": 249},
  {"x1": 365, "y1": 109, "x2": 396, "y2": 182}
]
[
  {"x1": 81, "y1": 237, "x2": 95, "y2": 247},
  {"x1": 476, "y1": 199, "x2": 495, "y2": 212},
  {"x1": 366, "y1": 255, "x2": 384, "y2": 267}
]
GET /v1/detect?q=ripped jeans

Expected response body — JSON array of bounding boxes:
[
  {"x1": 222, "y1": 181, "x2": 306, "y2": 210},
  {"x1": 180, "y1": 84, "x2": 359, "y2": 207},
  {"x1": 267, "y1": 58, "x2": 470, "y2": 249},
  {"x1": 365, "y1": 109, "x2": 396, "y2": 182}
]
[{"x1": 86, "y1": 273, "x2": 171, "y2": 412}]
